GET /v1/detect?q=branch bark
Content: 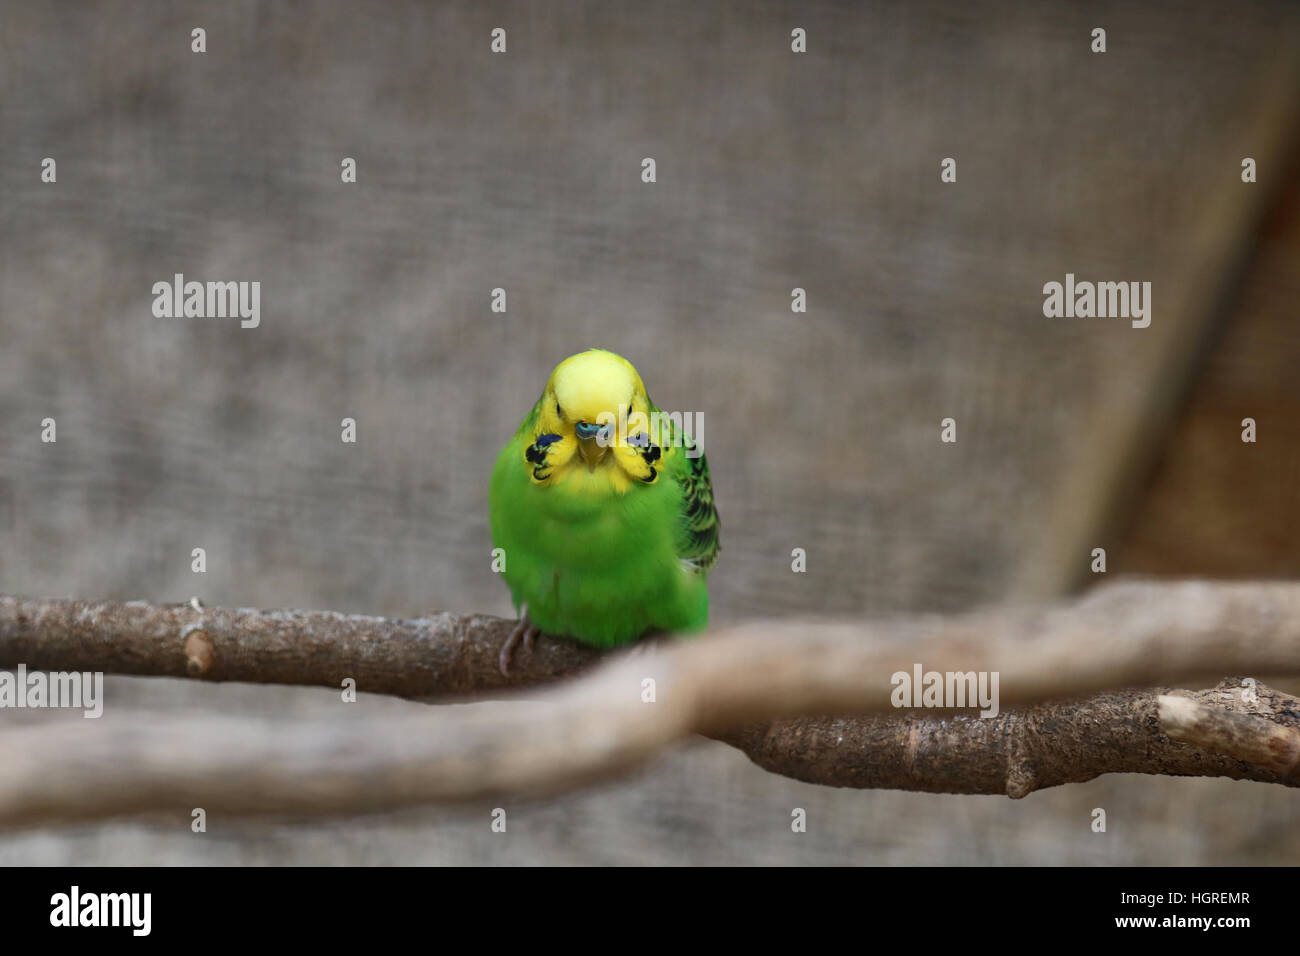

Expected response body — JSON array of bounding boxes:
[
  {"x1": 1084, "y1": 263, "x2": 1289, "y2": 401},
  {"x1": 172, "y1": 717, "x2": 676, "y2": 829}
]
[
  {"x1": 1, "y1": 579, "x2": 1299, "y2": 828},
  {"x1": 726, "y1": 681, "x2": 1300, "y2": 797},
  {"x1": 0, "y1": 597, "x2": 601, "y2": 697}
]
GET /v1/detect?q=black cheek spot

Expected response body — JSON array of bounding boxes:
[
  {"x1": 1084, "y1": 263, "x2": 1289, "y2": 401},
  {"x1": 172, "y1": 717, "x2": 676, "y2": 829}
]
[{"x1": 641, "y1": 467, "x2": 657, "y2": 483}]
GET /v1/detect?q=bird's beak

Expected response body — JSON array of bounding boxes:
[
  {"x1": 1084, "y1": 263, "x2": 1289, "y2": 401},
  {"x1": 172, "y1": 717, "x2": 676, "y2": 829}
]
[
  {"x1": 574, "y1": 421, "x2": 611, "y2": 468},
  {"x1": 577, "y1": 436, "x2": 609, "y2": 468}
]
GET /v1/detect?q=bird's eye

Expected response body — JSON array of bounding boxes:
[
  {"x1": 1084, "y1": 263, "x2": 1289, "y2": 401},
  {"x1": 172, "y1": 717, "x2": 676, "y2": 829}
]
[{"x1": 556, "y1": 403, "x2": 563, "y2": 418}]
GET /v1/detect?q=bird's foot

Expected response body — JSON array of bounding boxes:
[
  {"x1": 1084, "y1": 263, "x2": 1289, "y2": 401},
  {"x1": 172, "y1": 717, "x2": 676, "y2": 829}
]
[{"x1": 499, "y1": 614, "x2": 540, "y2": 677}]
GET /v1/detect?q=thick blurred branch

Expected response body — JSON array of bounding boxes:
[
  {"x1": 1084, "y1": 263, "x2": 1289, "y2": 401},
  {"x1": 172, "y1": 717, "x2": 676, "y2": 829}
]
[{"x1": 1, "y1": 580, "x2": 1300, "y2": 827}]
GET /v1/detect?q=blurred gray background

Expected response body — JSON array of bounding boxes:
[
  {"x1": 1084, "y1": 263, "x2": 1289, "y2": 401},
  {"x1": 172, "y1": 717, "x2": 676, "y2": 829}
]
[{"x1": 1, "y1": 0, "x2": 1299, "y2": 864}]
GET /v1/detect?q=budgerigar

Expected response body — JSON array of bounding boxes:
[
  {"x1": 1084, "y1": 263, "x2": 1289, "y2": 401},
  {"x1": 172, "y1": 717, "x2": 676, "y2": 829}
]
[{"x1": 489, "y1": 349, "x2": 720, "y2": 674}]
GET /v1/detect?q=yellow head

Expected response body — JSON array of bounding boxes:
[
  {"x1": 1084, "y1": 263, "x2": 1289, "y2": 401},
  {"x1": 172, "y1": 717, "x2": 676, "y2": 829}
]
[{"x1": 527, "y1": 349, "x2": 662, "y2": 487}]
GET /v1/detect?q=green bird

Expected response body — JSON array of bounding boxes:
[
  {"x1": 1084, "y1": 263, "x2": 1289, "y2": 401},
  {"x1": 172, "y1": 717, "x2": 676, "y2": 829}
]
[{"x1": 489, "y1": 349, "x2": 720, "y2": 674}]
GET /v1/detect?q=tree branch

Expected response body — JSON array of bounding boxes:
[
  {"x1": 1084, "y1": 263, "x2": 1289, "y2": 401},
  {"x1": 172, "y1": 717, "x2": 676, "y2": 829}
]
[
  {"x1": 725, "y1": 681, "x2": 1300, "y2": 797},
  {"x1": 1, "y1": 580, "x2": 1299, "y2": 828},
  {"x1": 0, "y1": 596, "x2": 601, "y2": 697},
  {"x1": 1158, "y1": 692, "x2": 1300, "y2": 780}
]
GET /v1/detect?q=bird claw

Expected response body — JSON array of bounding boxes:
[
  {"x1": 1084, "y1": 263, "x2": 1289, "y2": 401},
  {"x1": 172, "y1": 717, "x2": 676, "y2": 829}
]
[{"x1": 499, "y1": 614, "x2": 540, "y2": 678}]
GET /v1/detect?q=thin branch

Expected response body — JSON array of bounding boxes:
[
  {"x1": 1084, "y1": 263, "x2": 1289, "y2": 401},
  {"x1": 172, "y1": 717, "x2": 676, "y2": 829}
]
[
  {"x1": 1, "y1": 580, "x2": 1299, "y2": 827},
  {"x1": 0, "y1": 596, "x2": 601, "y2": 697},
  {"x1": 1158, "y1": 692, "x2": 1300, "y2": 780},
  {"x1": 6, "y1": 579, "x2": 1300, "y2": 703},
  {"x1": 725, "y1": 681, "x2": 1300, "y2": 797}
]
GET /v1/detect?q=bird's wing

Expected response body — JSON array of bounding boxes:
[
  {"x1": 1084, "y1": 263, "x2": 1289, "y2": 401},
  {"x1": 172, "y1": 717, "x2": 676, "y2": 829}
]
[{"x1": 669, "y1": 434, "x2": 720, "y2": 573}]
